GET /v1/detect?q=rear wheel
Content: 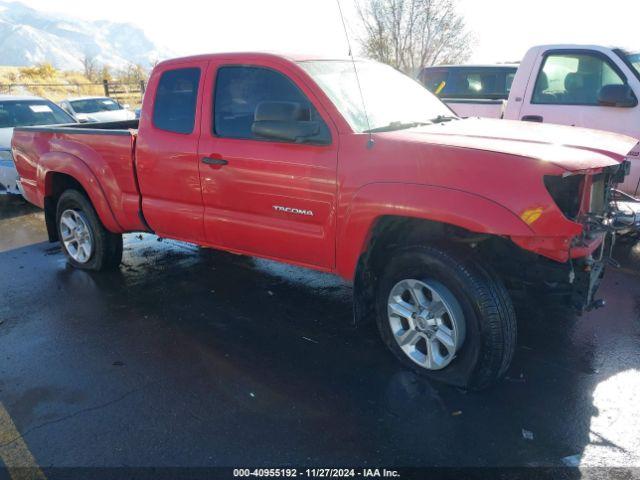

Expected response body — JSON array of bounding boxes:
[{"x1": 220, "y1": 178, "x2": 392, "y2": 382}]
[
  {"x1": 56, "y1": 189, "x2": 122, "y2": 271},
  {"x1": 376, "y1": 245, "x2": 516, "y2": 391}
]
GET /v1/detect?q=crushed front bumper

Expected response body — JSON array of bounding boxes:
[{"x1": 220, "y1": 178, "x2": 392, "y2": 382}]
[{"x1": 484, "y1": 236, "x2": 610, "y2": 313}]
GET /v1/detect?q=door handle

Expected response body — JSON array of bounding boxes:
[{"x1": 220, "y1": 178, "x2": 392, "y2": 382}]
[
  {"x1": 202, "y1": 157, "x2": 228, "y2": 166},
  {"x1": 521, "y1": 115, "x2": 544, "y2": 123}
]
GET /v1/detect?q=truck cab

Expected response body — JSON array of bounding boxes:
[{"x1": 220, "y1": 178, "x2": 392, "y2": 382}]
[{"x1": 507, "y1": 45, "x2": 640, "y2": 136}]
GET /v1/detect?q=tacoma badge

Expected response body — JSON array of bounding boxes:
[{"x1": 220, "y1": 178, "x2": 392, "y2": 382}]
[{"x1": 273, "y1": 205, "x2": 314, "y2": 217}]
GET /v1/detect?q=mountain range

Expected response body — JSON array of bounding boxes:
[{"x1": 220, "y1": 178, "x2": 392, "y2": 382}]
[{"x1": 0, "y1": 1, "x2": 170, "y2": 70}]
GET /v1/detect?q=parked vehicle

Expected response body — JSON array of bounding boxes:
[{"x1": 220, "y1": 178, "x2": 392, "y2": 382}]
[
  {"x1": 419, "y1": 64, "x2": 518, "y2": 118},
  {"x1": 60, "y1": 96, "x2": 135, "y2": 123},
  {"x1": 12, "y1": 53, "x2": 639, "y2": 390},
  {"x1": 0, "y1": 95, "x2": 75, "y2": 195},
  {"x1": 420, "y1": 45, "x2": 640, "y2": 194}
]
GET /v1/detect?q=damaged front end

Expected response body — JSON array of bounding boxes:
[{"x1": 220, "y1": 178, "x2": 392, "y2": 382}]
[
  {"x1": 485, "y1": 160, "x2": 636, "y2": 313},
  {"x1": 577, "y1": 161, "x2": 640, "y2": 235}
]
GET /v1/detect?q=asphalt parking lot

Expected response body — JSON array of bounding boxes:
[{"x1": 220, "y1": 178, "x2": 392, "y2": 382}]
[{"x1": 1, "y1": 195, "x2": 640, "y2": 476}]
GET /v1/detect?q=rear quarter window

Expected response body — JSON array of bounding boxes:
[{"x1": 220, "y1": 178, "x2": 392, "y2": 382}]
[
  {"x1": 421, "y1": 67, "x2": 517, "y2": 100},
  {"x1": 152, "y1": 67, "x2": 200, "y2": 134}
]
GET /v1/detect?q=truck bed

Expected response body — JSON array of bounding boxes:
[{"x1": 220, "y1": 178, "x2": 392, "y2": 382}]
[
  {"x1": 17, "y1": 119, "x2": 139, "y2": 133},
  {"x1": 11, "y1": 120, "x2": 146, "y2": 233}
]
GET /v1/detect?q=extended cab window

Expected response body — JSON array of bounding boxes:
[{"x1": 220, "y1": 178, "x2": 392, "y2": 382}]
[
  {"x1": 532, "y1": 53, "x2": 625, "y2": 105},
  {"x1": 214, "y1": 66, "x2": 330, "y2": 143},
  {"x1": 153, "y1": 67, "x2": 200, "y2": 134}
]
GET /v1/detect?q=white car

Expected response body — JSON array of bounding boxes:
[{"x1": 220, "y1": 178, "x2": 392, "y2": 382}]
[
  {"x1": 59, "y1": 96, "x2": 136, "y2": 123},
  {"x1": 420, "y1": 45, "x2": 640, "y2": 194},
  {"x1": 0, "y1": 95, "x2": 75, "y2": 195}
]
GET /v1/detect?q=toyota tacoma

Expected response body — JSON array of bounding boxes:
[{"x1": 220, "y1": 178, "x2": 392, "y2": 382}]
[{"x1": 11, "y1": 53, "x2": 638, "y2": 390}]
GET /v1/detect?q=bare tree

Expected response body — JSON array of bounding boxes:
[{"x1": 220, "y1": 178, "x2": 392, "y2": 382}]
[
  {"x1": 82, "y1": 54, "x2": 98, "y2": 81},
  {"x1": 356, "y1": 0, "x2": 474, "y2": 74},
  {"x1": 100, "y1": 64, "x2": 113, "y2": 82},
  {"x1": 119, "y1": 63, "x2": 148, "y2": 84}
]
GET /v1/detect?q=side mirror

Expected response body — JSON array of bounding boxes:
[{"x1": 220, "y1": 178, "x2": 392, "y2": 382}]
[
  {"x1": 251, "y1": 101, "x2": 321, "y2": 143},
  {"x1": 252, "y1": 120, "x2": 320, "y2": 143},
  {"x1": 122, "y1": 103, "x2": 131, "y2": 110},
  {"x1": 598, "y1": 84, "x2": 638, "y2": 108}
]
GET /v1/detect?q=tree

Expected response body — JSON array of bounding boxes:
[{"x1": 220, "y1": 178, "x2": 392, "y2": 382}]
[
  {"x1": 119, "y1": 63, "x2": 148, "y2": 84},
  {"x1": 82, "y1": 54, "x2": 98, "y2": 81},
  {"x1": 100, "y1": 65, "x2": 113, "y2": 82},
  {"x1": 356, "y1": 0, "x2": 474, "y2": 74}
]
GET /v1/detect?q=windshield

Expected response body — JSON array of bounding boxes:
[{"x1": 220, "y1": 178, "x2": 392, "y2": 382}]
[
  {"x1": 0, "y1": 100, "x2": 74, "y2": 128},
  {"x1": 299, "y1": 60, "x2": 453, "y2": 133},
  {"x1": 625, "y1": 52, "x2": 640, "y2": 78},
  {"x1": 70, "y1": 98, "x2": 122, "y2": 114}
]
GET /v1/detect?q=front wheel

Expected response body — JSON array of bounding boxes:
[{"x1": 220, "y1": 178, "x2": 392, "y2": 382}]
[
  {"x1": 376, "y1": 245, "x2": 516, "y2": 391},
  {"x1": 56, "y1": 189, "x2": 123, "y2": 271}
]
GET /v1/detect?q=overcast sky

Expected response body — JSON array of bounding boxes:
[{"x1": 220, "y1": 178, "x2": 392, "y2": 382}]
[{"x1": 15, "y1": 0, "x2": 640, "y2": 64}]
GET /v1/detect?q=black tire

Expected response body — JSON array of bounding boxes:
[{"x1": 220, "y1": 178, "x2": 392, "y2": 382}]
[
  {"x1": 376, "y1": 245, "x2": 516, "y2": 391},
  {"x1": 56, "y1": 189, "x2": 123, "y2": 271}
]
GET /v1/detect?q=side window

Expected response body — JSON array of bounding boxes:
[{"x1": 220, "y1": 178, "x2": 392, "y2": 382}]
[
  {"x1": 213, "y1": 66, "x2": 330, "y2": 143},
  {"x1": 532, "y1": 53, "x2": 625, "y2": 105},
  {"x1": 152, "y1": 67, "x2": 200, "y2": 134}
]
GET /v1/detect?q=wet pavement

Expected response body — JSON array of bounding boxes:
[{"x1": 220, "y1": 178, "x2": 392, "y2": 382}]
[{"x1": 1, "y1": 195, "x2": 640, "y2": 474}]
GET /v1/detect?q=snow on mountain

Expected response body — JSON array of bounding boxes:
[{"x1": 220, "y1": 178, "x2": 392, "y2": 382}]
[{"x1": 0, "y1": 1, "x2": 171, "y2": 70}]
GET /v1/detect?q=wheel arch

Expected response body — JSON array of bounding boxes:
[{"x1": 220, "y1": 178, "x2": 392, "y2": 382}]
[
  {"x1": 342, "y1": 183, "x2": 533, "y2": 326},
  {"x1": 39, "y1": 152, "x2": 123, "y2": 241},
  {"x1": 338, "y1": 183, "x2": 534, "y2": 281}
]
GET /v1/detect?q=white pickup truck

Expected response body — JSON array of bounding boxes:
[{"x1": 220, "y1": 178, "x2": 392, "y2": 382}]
[{"x1": 421, "y1": 45, "x2": 640, "y2": 194}]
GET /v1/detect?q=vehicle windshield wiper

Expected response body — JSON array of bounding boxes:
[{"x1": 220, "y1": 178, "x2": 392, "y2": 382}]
[
  {"x1": 430, "y1": 115, "x2": 459, "y2": 124},
  {"x1": 364, "y1": 121, "x2": 431, "y2": 133}
]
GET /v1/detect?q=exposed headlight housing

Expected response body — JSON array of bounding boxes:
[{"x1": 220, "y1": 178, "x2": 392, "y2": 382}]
[{"x1": 544, "y1": 174, "x2": 584, "y2": 220}]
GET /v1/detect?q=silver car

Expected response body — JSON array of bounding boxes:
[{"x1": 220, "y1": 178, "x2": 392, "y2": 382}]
[
  {"x1": 0, "y1": 95, "x2": 75, "y2": 195},
  {"x1": 59, "y1": 96, "x2": 136, "y2": 123}
]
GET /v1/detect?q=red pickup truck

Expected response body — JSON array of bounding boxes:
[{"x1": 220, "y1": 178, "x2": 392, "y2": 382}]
[{"x1": 11, "y1": 53, "x2": 638, "y2": 390}]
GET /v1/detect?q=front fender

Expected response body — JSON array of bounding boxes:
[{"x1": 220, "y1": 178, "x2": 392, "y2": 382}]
[
  {"x1": 39, "y1": 151, "x2": 123, "y2": 233},
  {"x1": 336, "y1": 183, "x2": 534, "y2": 280}
]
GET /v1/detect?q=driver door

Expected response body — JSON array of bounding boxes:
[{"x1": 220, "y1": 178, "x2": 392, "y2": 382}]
[{"x1": 197, "y1": 61, "x2": 339, "y2": 270}]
